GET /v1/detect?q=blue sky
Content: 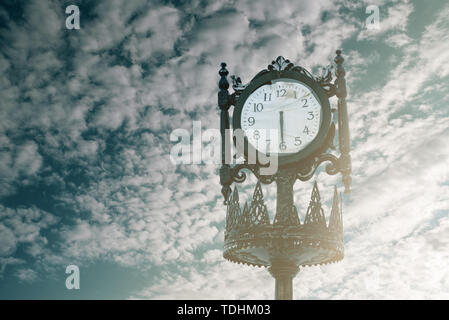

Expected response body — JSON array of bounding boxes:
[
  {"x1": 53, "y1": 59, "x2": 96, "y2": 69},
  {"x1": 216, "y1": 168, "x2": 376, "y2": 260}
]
[{"x1": 0, "y1": 0, "x2": 448, "y2": 299}]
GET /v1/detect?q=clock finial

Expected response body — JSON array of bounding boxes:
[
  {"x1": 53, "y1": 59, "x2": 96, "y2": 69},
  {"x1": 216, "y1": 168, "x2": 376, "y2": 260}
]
[
  {"x1": 334, "y1": 50, "x2": 351, "y2": 194},
  {"x1": 268, "y1": 56, "x2": 294, "y2": 71}
]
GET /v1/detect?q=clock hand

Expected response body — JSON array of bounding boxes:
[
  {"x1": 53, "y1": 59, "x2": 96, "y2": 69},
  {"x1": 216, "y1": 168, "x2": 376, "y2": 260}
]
[
  {"x1": 280, "y1": 111, "x2": 284, "y2": 144},
  {"x1": 276, "y1": 99, "x2": 299, "y2": 110},
  {"x1": 265, "y1": 96, "x2": 310, "y2": 112}
]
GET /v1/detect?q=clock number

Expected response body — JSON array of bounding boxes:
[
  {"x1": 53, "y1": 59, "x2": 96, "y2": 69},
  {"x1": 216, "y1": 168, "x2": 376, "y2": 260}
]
[
  {"x1": 293, "y1": 91, "x2": 297, "y2": 99},
  {"x1": 303, "y1": 126, "x2": 310, "y2": 135},
  {"x1": 295, "y1": 137, "x2": 302, "y2": 146},
  {"x1": 302, "y1": 99, "x2": 308, "y2": 108},
  {"x1": 253, "y1": 130, "x2": 260, "y2": 140},
  {"x1": 279, "y1": 141, "x2": 287, "y2": 151},
  {"x1": 253, "y1": 103, "x2": 263, "y2": 112},
  {"x1": 248, "y1": 117, "x2": 255, "y2": 126},
  {"x1": 276, "y1": 89, "x2": 286, "y2": 97},
  {"x1": 307, "y1": 112, "x2": 314, "y2": 120},
  {"x1": 264, "y1": 93, "x2": 272, "y2": 102},
  {"x1": 266, "y1": 139, "x2": 271, "y2": 153}
]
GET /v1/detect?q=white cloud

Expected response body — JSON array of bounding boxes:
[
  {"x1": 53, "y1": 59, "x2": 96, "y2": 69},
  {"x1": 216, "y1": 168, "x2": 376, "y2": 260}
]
[
  {"x1": 128, "y1": 1, "x2": 449, "y2": 300},
  {"x1": 358, "y1": 0, "x2": 414, "y2": 40},
  {"x1": 0, "y1": 0, "x2": 448, "y2": 300},
  {"x1": 0, "y1": 205, "x2": 58, "y2": 276},
  {"x1": 16, "y1": 268, "x2": 38, "y2": 282},
  {"x1": 385, "y1": 33, "x2": 412, "y2": 47},
  {"x1": 0, "y1": 141, "x2": 43, "y2": 197},
  {"x1": 0, "y1": 224, "x2": 17, "y2": 257}
]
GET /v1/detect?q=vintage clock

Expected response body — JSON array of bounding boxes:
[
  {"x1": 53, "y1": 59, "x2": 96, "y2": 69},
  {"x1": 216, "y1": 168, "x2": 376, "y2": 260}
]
[
  {"x1": 217, "y1": 53, "x2": 352, "y2": 300},
  {"x1": 233, "y1": 69, "x2": 332, "y2": 167}
]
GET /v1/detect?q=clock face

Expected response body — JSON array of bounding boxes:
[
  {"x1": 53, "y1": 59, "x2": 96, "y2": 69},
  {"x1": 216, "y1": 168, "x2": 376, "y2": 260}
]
[{"x1": 240, "y1": 79, "x2": 322, "y2": 155}]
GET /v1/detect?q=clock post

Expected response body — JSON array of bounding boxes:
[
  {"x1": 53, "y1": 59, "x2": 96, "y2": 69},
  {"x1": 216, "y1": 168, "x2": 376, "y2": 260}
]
[
  {"x1": 217, "y1": 52, "x2": 351, "y2": 300},
  {"x1": 271, "y1": 167, "x2": 299, "y2": 300}
]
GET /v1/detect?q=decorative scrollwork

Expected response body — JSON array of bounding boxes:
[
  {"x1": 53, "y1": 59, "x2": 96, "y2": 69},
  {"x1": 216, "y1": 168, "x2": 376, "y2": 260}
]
[
  {"x1": 315, "y1": 64, "x2": 337, "y2": 97},
  {"x1": 268, "y1": 56, "x2": 294, "y2": 71},
  {"x1": 268, "y1": 56, "x2": 336, "y2": 96},
  {"x1": 230, "y1": 75, "x2": 248, "y2": 93},
  {"x1": 275, "y1": 166, "x2": 297, "y2": 183},
  {"x1": 230, "y1": 164, "x2": 248, "y2": 183},
  {"x1": 317, "y1": 64, "x2": 334, "y2": 83},
  {"x1": 296, "y1": 153, "x2": 340, "y2": 182},
  {"x1": 226, "y1": 151, "x2": 341, "y2": 188},
  {"x1": 229, "y1": 164, "x2": 276, "y2": 185},
  {"x1": 290, "y1": 65, "x2": 315, "y2": 80}
]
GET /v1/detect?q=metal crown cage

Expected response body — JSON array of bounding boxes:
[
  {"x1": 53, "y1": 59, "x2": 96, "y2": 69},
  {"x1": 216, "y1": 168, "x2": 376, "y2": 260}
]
[{"x1": 217, "y1": 51, "x2": 352, "y2": 300}]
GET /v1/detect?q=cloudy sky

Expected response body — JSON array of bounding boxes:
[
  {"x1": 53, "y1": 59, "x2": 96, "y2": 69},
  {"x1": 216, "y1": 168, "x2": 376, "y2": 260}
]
[{"x1": 0, "y1": 0, "x2": 448, "y2": 299}]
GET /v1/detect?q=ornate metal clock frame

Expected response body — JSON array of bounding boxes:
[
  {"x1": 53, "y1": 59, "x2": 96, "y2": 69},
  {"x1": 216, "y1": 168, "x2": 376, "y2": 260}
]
[
  {"x1": 217, "y1": 51, "x2": 352, "y2": 300},
  {"x1": 233, "y1": 68, "x2": 333, "y2": 167}
]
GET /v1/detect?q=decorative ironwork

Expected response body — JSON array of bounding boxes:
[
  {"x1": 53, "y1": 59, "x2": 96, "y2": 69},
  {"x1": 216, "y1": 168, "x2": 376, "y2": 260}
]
[
  {"x1": 317, "y1": 64, "x2": 334, "y2": 83},
  {"x1": 248, "y1": 182, "x2": 270, "y2": 226},
  {"x1": 268, "y1": 56, "x2": 294, "y2": 71},
  {"x1": 296, "y1": 152, "x2": 339, "y2": 183},
  {"x1": 229, "y1": 164, "x2": 276, "y2": 185},
  {"x1": 290, "y1": 65, "x2": 315, "y2": 81},
  {"x1": 220, "y1": 165, "x2": 232, "y2": 205},
  {"x1": 315, "y1": 64, "x2": 337, "y2": 97},
  {"x1": 273, "y1": 204, "x2": 300, "y2": 226},
  {"x1": 217, "y1": 51, "x2": 351, "y2": 300},
  {"x1": 273, "y1": 167, "x2": 299, "y2": 226},
  {"x1": 264, "y1": 56, "x2": 316, "y2": 83},
  {"x1": 239, "y1": 202, "x2": 250, "y2": 229},
  {"x1": 328, "y1": 185, "x2": 343, "y2": 237},
  {"x1": 334, "y1": 50, "x2": 352, "y2": 193},
  {"x1": 303, "y1": 182, "x2": 327, "y2": 229},
  {"x1": 218, "y1": 62, "x2": 232, "y2": 204},
  {"x1": 225, "y1": 187, "x2": 241, "y2": 235},
  {"x1": 230, "y1": 75, "x2": 247, "y2": 92},
  {"x1": 223, "y1": 179, "x2": 345, "y2": 269}
]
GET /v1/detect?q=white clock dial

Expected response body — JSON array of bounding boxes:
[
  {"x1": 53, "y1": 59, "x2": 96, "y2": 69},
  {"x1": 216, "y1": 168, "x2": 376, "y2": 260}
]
[{"x1": 241, "y1": 80, "x2": 322, "y2": 155}]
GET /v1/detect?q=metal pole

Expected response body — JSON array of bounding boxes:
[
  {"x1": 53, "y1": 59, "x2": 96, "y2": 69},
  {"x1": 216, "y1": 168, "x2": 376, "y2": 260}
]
[
  {"x1": 269, "y1": 260, "x2": 299, "y2": 300},
  {"x1": 275, "y1": 167, "x2": 296, "y2": 223},
  {"x1": 269, "y1": 167, "x2": 300, "y2": 299}
]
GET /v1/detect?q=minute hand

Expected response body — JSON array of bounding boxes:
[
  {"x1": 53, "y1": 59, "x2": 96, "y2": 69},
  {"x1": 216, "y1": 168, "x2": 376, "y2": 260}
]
[
  {"x1": 280, "y1": 111, "x2": 284, "y2": 143},
  {"x1": 266, "y1": 98, "x2": 309, "y2": 112}
]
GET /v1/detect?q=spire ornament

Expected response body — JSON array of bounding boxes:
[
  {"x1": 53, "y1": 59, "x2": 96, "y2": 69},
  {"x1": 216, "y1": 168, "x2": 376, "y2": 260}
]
[
  {"x1": 239, "y1": 201, "x2": 250, "y2": 229},
  {"x1": 248, "y1": 182, "x2": 270, "y2": 226},
  {"x1": 225, "y1": 186, "x2": 241, "y2": 236},
  {"x1": 304, "y1": 182, "x2": 327, "y2": 229},
  {"x1": 328, "y1": 185, "x2": 343, "y2": 237},
  {"x1": 273, "y1": 204, "x2": 300, "y2": 226}
]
